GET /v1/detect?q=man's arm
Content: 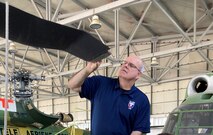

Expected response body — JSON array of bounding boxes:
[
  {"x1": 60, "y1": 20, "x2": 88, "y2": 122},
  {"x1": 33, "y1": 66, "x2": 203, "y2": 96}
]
[
  {"x1": 68, "y1": 61, "x2": 101, "y2": 93},
  {"x1": 131, "y1": 131, "x2": 144, "y2": 135}
]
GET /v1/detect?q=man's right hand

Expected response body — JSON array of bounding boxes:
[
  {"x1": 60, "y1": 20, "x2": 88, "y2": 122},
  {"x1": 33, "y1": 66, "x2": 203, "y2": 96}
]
[{"x1": 86, "y1": 61, "x2": 102, "y2": 74}]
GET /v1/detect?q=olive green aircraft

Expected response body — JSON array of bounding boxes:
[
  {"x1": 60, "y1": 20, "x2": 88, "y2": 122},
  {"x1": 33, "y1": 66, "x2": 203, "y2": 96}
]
[
  {"x1": 162, "y1": 73, "x2": 213, "y2": 135},
  {"x1": 0, "y1": 70, "x2": 90, "y2": 135}
]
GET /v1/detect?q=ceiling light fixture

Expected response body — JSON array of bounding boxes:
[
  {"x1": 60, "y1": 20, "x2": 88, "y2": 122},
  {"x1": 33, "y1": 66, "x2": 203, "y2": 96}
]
[
  {"x1": 9, "y1": 42, "x2": 17, "y2": 54},
  {"x1": 151, "y1": 37, "x2": 158, "y2": 67},
  {"x1": 151, "y1": 57, "x2": 158, "y2": 66},
  {"x1": 90, "y1": 15, "x2": 101, "y2": 29}
]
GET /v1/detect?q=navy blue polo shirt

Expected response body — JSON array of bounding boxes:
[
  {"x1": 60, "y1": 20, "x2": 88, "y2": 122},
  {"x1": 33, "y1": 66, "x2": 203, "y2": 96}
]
[{"x1": 80, "y1": 75, "x2": 150, "y2": 135}]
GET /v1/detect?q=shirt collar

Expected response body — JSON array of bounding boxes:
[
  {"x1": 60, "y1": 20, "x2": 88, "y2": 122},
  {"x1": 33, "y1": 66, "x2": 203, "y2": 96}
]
[{"x1": 114, "y1": 78, "x2": 137, "y2": 98}]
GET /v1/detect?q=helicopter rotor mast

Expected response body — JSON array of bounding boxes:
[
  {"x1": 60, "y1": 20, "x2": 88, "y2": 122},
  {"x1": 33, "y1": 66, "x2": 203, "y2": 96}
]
[{"x1": 10, "y1": 69, "x2": 45, "y2": 99}]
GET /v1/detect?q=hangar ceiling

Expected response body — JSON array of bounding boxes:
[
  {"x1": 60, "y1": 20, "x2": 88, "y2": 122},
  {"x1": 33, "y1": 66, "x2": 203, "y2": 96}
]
[{"x1": 1, "y1": 0, "x2": 213, "y2": 100}]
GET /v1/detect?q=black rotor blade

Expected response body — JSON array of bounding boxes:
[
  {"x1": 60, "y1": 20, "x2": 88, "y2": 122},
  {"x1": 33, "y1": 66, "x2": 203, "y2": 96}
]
[{"x1": 0, "y1": 2, "x2": 110, "y2": 61}]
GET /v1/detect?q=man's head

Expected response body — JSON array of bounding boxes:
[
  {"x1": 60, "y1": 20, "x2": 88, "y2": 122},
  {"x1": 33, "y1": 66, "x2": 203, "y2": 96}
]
[{"x1": 118, "y1": 55, "x2": 144, "y2": 81}]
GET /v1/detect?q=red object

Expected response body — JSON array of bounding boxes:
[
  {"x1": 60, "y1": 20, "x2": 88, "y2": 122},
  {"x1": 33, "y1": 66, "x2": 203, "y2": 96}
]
[{"x1": 0, "y1": 98, "x2": 14, "y2": 108}]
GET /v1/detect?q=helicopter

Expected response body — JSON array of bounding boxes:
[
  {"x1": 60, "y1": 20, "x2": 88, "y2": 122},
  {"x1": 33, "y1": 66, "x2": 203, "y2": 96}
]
[
  {"x1": 0, "y1": 69, "x2": 91, "y2": 135},
  {"x1": 162, "y1": 73, "x2": 213, "y2": 135},
  {"x1": 0, "y1": 1, "x2": 111, "y2": 135}
]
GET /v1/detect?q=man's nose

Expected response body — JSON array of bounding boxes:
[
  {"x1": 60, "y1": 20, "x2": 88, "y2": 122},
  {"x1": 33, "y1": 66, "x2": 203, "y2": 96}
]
[{"x1": 123, "y1": 63, "x2": 130, "y2": 68}]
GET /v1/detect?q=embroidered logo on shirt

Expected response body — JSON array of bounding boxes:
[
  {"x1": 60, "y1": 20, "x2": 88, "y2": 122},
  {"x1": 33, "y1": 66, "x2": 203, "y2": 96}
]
[{"x1": 128, "y1": 100, "x2": 135, "y2": 110}]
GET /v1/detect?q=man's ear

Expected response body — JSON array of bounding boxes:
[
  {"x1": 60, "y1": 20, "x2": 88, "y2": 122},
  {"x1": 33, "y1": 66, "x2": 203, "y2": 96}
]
[{"x1": 136, "y1": 72, "x2": 142, "y2": 80}]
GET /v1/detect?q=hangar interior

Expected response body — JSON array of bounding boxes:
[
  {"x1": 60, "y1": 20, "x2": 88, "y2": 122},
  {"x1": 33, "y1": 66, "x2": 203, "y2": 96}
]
[{"x1": 1, "y1": 0, "x2": 213, "y2": 134}]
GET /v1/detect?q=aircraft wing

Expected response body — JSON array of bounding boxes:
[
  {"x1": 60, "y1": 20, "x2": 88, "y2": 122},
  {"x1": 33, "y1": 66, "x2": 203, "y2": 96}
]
[{"x1": 0, "y1": 2, "x2": 110, "y2": 61}]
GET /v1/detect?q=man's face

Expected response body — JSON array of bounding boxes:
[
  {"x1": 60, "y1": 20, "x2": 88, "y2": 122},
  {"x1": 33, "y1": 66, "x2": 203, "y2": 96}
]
[{"x1": 118, "y1": 56, "x2": 142, "y2": 80}]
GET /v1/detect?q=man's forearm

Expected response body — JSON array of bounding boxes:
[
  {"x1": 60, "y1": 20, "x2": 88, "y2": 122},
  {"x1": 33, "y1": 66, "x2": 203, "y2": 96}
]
[
  {"x1": 68, "y1": 61, "x2": 101, "y2": 92},
  {"x1": 68, "y1": 68, "x2": 91, "y2": 92}
]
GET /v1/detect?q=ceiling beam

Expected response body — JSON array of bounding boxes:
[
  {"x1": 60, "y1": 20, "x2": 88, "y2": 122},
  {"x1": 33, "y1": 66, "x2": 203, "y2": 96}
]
[
  {"x1": 153, "y1": 0, "x2": 192, "y2": 44},
  {"x1": 71, "y1": 0, "x2": 129, "y2": 39},
  {"x1": 57, "y1": 0, "x2": 151, "y2": 24},
  {"x1": 122, "y1": 7, "x2": 157, "y2": 36},
  {"x1": 140, "y1": 40, "x2": 213, "y2": 59},
  {"x1": 106, "y1": 27, "x2": 213, "y2": 46},
  {"x1": 45, "y1": 40, "x2": 213, "y2": 79}
]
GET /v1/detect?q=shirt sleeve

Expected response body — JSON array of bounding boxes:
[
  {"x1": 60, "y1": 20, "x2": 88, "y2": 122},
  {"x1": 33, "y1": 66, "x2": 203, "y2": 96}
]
[
  {"x1": 79, "y1": 75, "x2": 101, "y2": 100},
  {"x1": 133, "y1": 95, "x2": 151, "y2": 133}
]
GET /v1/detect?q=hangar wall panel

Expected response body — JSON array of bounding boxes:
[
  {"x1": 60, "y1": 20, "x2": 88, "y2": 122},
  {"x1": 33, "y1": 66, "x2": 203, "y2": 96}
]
[
  {"x1": 69, "y1": 96, "x2": 88, "y2": 121},
  {"x1": 37, "y1": 99, "x2": 53, "y2": 114},
  {"x1": 138, "y1": 85, "x2": 151, "y2": 93},
  {"x1": 53, "y1": 98, "x2": 69, "y2": 113},
  {"x1": 138, "y1": 85, "x2": 151, "y2": 101},
  {"x1": 53, "y1": 102, "x2": 69, "y2": 114}
]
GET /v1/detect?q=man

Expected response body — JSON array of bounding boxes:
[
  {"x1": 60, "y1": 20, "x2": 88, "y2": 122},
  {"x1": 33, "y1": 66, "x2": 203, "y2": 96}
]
[{"x1": 68, "y1": 55, "x2": 150, "y2": 135}]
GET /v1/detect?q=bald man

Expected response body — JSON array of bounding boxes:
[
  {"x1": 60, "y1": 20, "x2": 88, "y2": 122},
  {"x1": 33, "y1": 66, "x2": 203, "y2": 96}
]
[{"x1": 68, "y1": 55, "x2": 150, "y2": 135}]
